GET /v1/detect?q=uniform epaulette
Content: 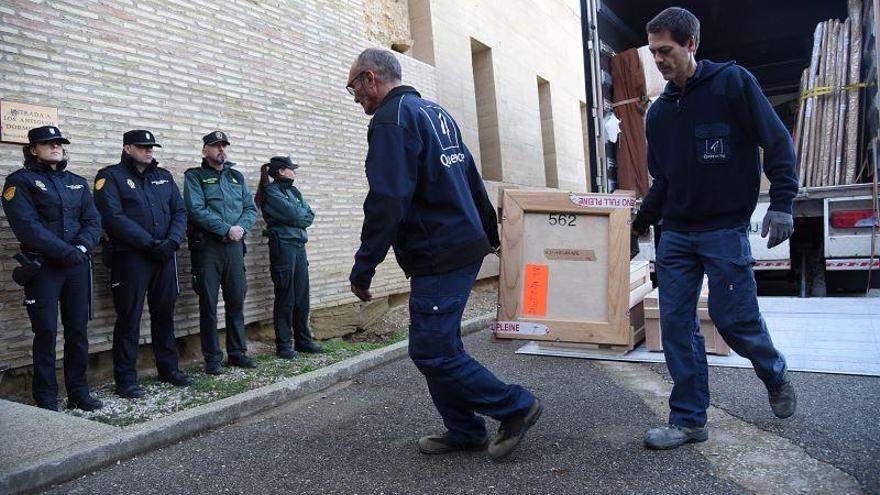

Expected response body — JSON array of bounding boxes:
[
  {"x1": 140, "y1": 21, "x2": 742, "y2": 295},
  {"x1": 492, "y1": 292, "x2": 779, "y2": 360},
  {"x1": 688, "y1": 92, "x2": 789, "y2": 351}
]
[{"x1": 5, "y1": 167, "x2": 28, "y2": 180}]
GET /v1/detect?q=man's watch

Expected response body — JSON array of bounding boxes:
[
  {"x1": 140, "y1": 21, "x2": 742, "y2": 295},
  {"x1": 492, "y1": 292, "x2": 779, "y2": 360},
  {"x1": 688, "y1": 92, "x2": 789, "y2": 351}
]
[{"x1": 76, "y1": 245, "x2": 87, "y2": 253}]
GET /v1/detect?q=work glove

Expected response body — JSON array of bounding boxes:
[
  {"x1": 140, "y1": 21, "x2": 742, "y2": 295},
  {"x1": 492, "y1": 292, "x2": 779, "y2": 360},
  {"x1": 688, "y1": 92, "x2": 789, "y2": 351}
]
[
  {"x1": 761, "y1": 210, "x2": 794, "y2": 249},
  {"x1": 631, "y1": 213, "x2": 650, "y2": 236},
  {"x1": 62, "y1": 248, "x2": 88, "y2": 267},
  {"x1": 150, "y1": 239, "x2": 178, "y2": 262}
]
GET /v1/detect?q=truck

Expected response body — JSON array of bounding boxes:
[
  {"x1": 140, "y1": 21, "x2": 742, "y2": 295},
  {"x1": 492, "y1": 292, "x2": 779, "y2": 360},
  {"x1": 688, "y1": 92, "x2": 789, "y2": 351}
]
[{"x1": 579, "y1": 0, "x2": 880, "y2": 296}]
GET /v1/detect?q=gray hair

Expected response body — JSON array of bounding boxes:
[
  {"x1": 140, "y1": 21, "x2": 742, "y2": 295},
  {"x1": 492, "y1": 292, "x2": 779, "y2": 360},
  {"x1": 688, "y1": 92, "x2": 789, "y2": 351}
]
[{"x1": 355, "y1": 48, "x2": 402, "y2": 82}]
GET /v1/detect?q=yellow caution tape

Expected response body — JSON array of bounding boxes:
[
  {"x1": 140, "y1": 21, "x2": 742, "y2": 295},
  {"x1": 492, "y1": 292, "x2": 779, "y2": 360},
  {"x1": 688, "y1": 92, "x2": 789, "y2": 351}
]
[{"x1": 801, "y1": 82, "x2": 869, "y2": 100}]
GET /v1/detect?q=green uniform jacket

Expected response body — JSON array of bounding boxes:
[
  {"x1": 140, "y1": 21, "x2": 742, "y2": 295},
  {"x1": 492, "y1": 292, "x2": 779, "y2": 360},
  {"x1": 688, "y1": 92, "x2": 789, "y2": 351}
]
[
  {"x1": 261, "y1": 180, "x2": 314, "y2": 244},
  {"x1": 183, "y1": 159, "x2": 257, "y2": 239}
]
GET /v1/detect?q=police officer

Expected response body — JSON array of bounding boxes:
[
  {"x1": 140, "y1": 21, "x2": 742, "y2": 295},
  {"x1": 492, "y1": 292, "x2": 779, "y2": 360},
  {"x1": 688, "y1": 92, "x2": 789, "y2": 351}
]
[
  {"x1": 254, "y1": 156, "x2": 324, "y2": 359},
  {"x1": 633, "y1": 8, "x2": 798, "y2": 450},
  {"x1": 94, "y1": 130, "x2": 191, "y2": 399},
  {"x1": 346, "y1": 49, "x2": 541, "y2": 459},
  {"x1": 1, "y1": 126, "x2": 103, "y2": 411},
  {"x1": 184, "y1": 131, "x2": 258, "y2": 374}
]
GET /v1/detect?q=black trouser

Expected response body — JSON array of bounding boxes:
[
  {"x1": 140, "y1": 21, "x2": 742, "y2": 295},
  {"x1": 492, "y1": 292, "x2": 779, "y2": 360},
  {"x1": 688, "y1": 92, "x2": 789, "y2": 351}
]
[
  {"x1": 269, "y1": 239, "x2": 315, "y2": 351},
  {"x1": 110, "y1": 250, "x2": 181, "y2": 386},
  {"x1": 23, "y1": 261, "x2": 91, "y2": 406},
  {"x1": 192, "y1": 239, "x2": 247, "y2": 364}
]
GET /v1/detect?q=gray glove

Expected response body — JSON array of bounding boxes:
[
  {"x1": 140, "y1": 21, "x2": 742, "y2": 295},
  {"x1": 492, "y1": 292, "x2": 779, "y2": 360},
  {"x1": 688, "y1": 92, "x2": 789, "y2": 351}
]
[{"x1": 761, "y1": 210, "x2": 794, "y2": 249}]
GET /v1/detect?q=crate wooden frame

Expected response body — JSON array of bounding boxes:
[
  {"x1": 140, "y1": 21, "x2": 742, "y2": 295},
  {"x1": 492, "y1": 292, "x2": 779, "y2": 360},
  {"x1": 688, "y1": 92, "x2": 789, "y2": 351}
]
[{"x1": 497, "y1": 190, "x2": 637, "y2": 347}]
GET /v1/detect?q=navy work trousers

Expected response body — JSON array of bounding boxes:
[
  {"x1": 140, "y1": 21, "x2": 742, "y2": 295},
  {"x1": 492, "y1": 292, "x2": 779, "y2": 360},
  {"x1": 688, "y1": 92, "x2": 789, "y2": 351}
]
[
  {"x1": 408, "y1": 260, "x2": 534, "y2": 443},
  {"x1": 23, "y1": 261, "x2": 91, "y2": 406},
  {"x1": 657, "y1": 226, "x2": 787, "y2": 427},
  {"x1": 269, "y1": 240, "x2": 316, "y2": 351},
  {"x1": 110, "y1": 250, "x2": 181, "y2": 386}
]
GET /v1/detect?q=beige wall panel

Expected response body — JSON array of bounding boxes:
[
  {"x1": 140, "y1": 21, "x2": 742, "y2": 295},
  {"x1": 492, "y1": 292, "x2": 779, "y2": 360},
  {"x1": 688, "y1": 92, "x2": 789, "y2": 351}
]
[{"x1": 425, "y1": 0, "x2": 587, "y2": 189}]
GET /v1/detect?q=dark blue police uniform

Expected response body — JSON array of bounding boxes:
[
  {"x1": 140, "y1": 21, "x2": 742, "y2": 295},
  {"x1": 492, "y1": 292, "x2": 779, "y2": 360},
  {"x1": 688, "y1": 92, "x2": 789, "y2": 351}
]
[
  {"x1": 2, "y1": 126, "x2": 102, "y2": 411},
  {"x1": 94, "y1": 130, "x2": 188, "y2": 395}
]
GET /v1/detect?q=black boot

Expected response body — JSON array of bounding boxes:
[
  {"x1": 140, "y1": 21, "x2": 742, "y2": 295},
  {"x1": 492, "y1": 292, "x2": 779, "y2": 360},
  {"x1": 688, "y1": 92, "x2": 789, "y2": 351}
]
[
  {"x1": 68, "y1": 393, "x2": 104, "y2": 411},
  {"x1": 295, "y1": 341, "x2": 325, "y2": 354}
]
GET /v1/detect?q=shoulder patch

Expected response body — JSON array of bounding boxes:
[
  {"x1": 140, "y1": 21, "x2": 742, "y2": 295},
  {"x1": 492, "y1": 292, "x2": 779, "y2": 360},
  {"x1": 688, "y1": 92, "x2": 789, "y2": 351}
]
[
  {"x1": 95, "y1": 178, "x2": 106, "y2": 191},
  {"x1": 3, "y1": 186, "x2": 15, "y2": 201}
]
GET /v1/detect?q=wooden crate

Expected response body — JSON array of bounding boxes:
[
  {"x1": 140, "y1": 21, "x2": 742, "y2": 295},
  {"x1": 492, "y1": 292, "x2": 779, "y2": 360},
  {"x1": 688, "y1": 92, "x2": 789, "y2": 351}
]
[
  {"x1": 643, "y1": 282, "x2": 731, "y2": 356},
  {"x1": 493, "y1": 190, "x2": 649, "y2": 351}
]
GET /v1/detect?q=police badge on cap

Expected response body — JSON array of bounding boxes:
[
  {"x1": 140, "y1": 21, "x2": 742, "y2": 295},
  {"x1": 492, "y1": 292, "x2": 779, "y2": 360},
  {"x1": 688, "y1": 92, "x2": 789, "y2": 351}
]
[
  {"x1": 123, "y1": 129, "x2": 162, "y2": 147},
  {"x1": 203, "y1": 130, "x2": 231, "y2": 146},
  {"x1": 27, "y1": 126, "x2": 71, "y2": 145}
]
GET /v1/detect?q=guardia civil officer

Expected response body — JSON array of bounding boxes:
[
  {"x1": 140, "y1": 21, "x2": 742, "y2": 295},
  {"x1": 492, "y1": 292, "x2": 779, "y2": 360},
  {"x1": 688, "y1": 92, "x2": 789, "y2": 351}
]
[
  {"x1": 346, "y1": 48, "x2": 541, "y2": 459},
  {"x1": 254, "y1": 156, "x2": 324, "y2": 359},
  {"x1": 632, "y1": 8, "x2": 798, "y2": 450},
  {"x1": 94, "y1": 130, "x2": 192, "y2": 399},
  {"x1": 1, "y1": 126, "x2": 103, "y2": 411},
  {"x1": 184, "y1": 131, "x2": 258, "y2": 374}
]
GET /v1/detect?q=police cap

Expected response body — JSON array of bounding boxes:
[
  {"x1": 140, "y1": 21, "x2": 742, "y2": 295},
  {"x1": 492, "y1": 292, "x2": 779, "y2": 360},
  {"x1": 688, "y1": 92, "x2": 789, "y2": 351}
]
[
  {"x1": 123, "y1": 129, "x2": 162, "y2": 147},
  {"x1": 203, "y1": 130, "x2": 231, "y2": 146},
  {"x1": 28, "y1": 126, "x2": 70, "y2": 145},
  {"x1": 268, "y1": 156, "x2": 298, "y2": 175}
]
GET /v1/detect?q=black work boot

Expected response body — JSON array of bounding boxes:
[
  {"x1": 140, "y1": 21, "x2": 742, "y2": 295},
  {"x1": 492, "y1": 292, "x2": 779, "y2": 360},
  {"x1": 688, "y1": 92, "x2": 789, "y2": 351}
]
[
  {"x1": 67, "y1": 393, "x2": 104, "y2": 411},
  {"x1": 205, "y1": 362, "x2": 225, "y2": 375},
  {"x1": 487, "y1": 398, "x2": 543, "y2": 460},
  {"x1": 227, "y1": 354, "x2": 258, "y2": 369},
  {"x1": 159, "y1": 371, "x2": 192, "y2": 387},
  {"x1": 295, "y1": 341, "x2": 325, "y2": 354},
  {"x1": 277, "y1": 348, "x2": 298, "y2": 360},
  {"x1": 417, "y1": 433, "x2": 489, "y2": 455},
  {"x1": 116, "y1": 383, "x2": 146, "y2": 399},
  {"x1": 766, "y1": 375, "x2": 797, "y2": 419},
  {"x1": 644, "y1": 424, "x2": 708, "y2": 450},
  {"x1": 35, "y1": 400, "x2": 60, "y2": 412}
]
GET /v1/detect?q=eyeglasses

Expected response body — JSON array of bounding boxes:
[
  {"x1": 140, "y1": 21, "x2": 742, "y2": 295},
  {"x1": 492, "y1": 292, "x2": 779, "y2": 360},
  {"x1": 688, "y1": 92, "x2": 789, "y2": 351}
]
[{"x1": 346, "y1": 70, "x2": 368, "y2": 96}]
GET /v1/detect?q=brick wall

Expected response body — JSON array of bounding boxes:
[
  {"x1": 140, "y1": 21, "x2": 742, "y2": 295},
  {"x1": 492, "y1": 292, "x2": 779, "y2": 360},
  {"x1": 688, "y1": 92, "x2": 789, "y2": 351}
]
[{"x1": 0, "y1": 0, "x2": 438, "y2": 369}]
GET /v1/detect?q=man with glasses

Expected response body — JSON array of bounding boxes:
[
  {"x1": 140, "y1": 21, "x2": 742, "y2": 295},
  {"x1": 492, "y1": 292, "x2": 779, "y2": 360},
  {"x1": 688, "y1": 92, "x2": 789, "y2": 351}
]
[
  {"x1": 94, "y1": 130, "x2": 191, "y2": 399},
  {"x1": 346, "y1": 48, "x2": 542, "y2": 460},
  {"x1": 184, "y1": 131, "x2": 258, "y2": 375}
]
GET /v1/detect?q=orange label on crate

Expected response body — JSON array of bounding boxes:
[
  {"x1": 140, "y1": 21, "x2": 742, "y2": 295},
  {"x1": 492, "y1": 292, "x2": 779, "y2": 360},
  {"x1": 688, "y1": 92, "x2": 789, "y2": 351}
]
[{"x1": 522, "y1": 263, "x2": 549, "y2": 316}]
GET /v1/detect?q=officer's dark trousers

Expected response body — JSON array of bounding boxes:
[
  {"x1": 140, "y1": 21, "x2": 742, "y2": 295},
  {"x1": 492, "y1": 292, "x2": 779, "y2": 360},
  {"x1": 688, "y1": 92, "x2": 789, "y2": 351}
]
[
  {"x1": 110, "y1": 250, "x2": 180, "y2": 386},
  {"x1": 657, "y1": 226, "x2": 787, "y2": 427},
  {"x1": 193, "y1": 239, "x2": 247, "y2": 364},
  {"x1": 408, "y1": 260, "x2": 534, "y2": 443},
  {"x1": 24, "y1": 261, "x2": 91, "y2": 406},
  {"x1": 269, "y1": 240, "x2": 315, "y2": 351}
]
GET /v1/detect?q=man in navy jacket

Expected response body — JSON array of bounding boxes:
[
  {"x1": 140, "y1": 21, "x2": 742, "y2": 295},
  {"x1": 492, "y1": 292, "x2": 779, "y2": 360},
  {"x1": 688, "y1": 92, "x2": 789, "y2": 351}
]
[
  {"x1": 94, "y1": 130, "x2": 191, "y2": 399},
  {"x1": 346, "y1": 48, "x2": 541, "y2": 460},
  {"x1": 632, "y1": 7, "x2": 798, "y2": 450}
]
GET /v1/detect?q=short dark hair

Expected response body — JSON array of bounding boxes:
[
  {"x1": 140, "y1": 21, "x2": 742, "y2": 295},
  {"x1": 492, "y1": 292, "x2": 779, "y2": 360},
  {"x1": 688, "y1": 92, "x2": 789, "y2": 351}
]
[
  {"x1": 355, "y1": 48, "x2": 402, "y2": 82},
  {"x1": 647, "y1": 7, "x2": 700, "y2": 49}
]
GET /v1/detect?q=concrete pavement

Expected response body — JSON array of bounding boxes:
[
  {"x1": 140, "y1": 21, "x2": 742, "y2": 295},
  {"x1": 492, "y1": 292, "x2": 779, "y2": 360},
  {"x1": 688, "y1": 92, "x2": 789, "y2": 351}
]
[{"x1": 18, "y1": 321, "x2": 879, "y2": 495}]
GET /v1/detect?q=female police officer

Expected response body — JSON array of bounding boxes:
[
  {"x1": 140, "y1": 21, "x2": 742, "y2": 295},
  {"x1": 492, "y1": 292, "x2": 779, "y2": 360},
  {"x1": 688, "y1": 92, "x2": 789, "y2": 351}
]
[
  {"x1": 254, "y1": 156, "x2": 323, "y2": 359},
  {"x1": 1, "y1": 126, "x2": 103, "y2": 411}
]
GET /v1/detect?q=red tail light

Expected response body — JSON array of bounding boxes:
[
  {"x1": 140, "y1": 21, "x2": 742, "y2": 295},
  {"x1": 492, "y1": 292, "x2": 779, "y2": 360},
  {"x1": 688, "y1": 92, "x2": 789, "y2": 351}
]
[{"x1": 830, "y1": 209, "x2": 878, "y2": 229}]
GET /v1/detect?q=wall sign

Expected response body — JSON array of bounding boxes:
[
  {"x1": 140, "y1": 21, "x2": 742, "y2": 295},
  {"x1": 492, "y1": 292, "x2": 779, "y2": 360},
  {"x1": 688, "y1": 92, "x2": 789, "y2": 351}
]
[{"x1": 1, "y1": 101, "x2": 58, "y2": 144}]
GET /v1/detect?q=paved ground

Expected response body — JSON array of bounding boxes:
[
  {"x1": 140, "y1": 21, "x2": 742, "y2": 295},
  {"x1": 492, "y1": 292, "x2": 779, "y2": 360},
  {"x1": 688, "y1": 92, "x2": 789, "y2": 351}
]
[{"x1": 42, "y1": 327, "x2": 880, "y2": 495}]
